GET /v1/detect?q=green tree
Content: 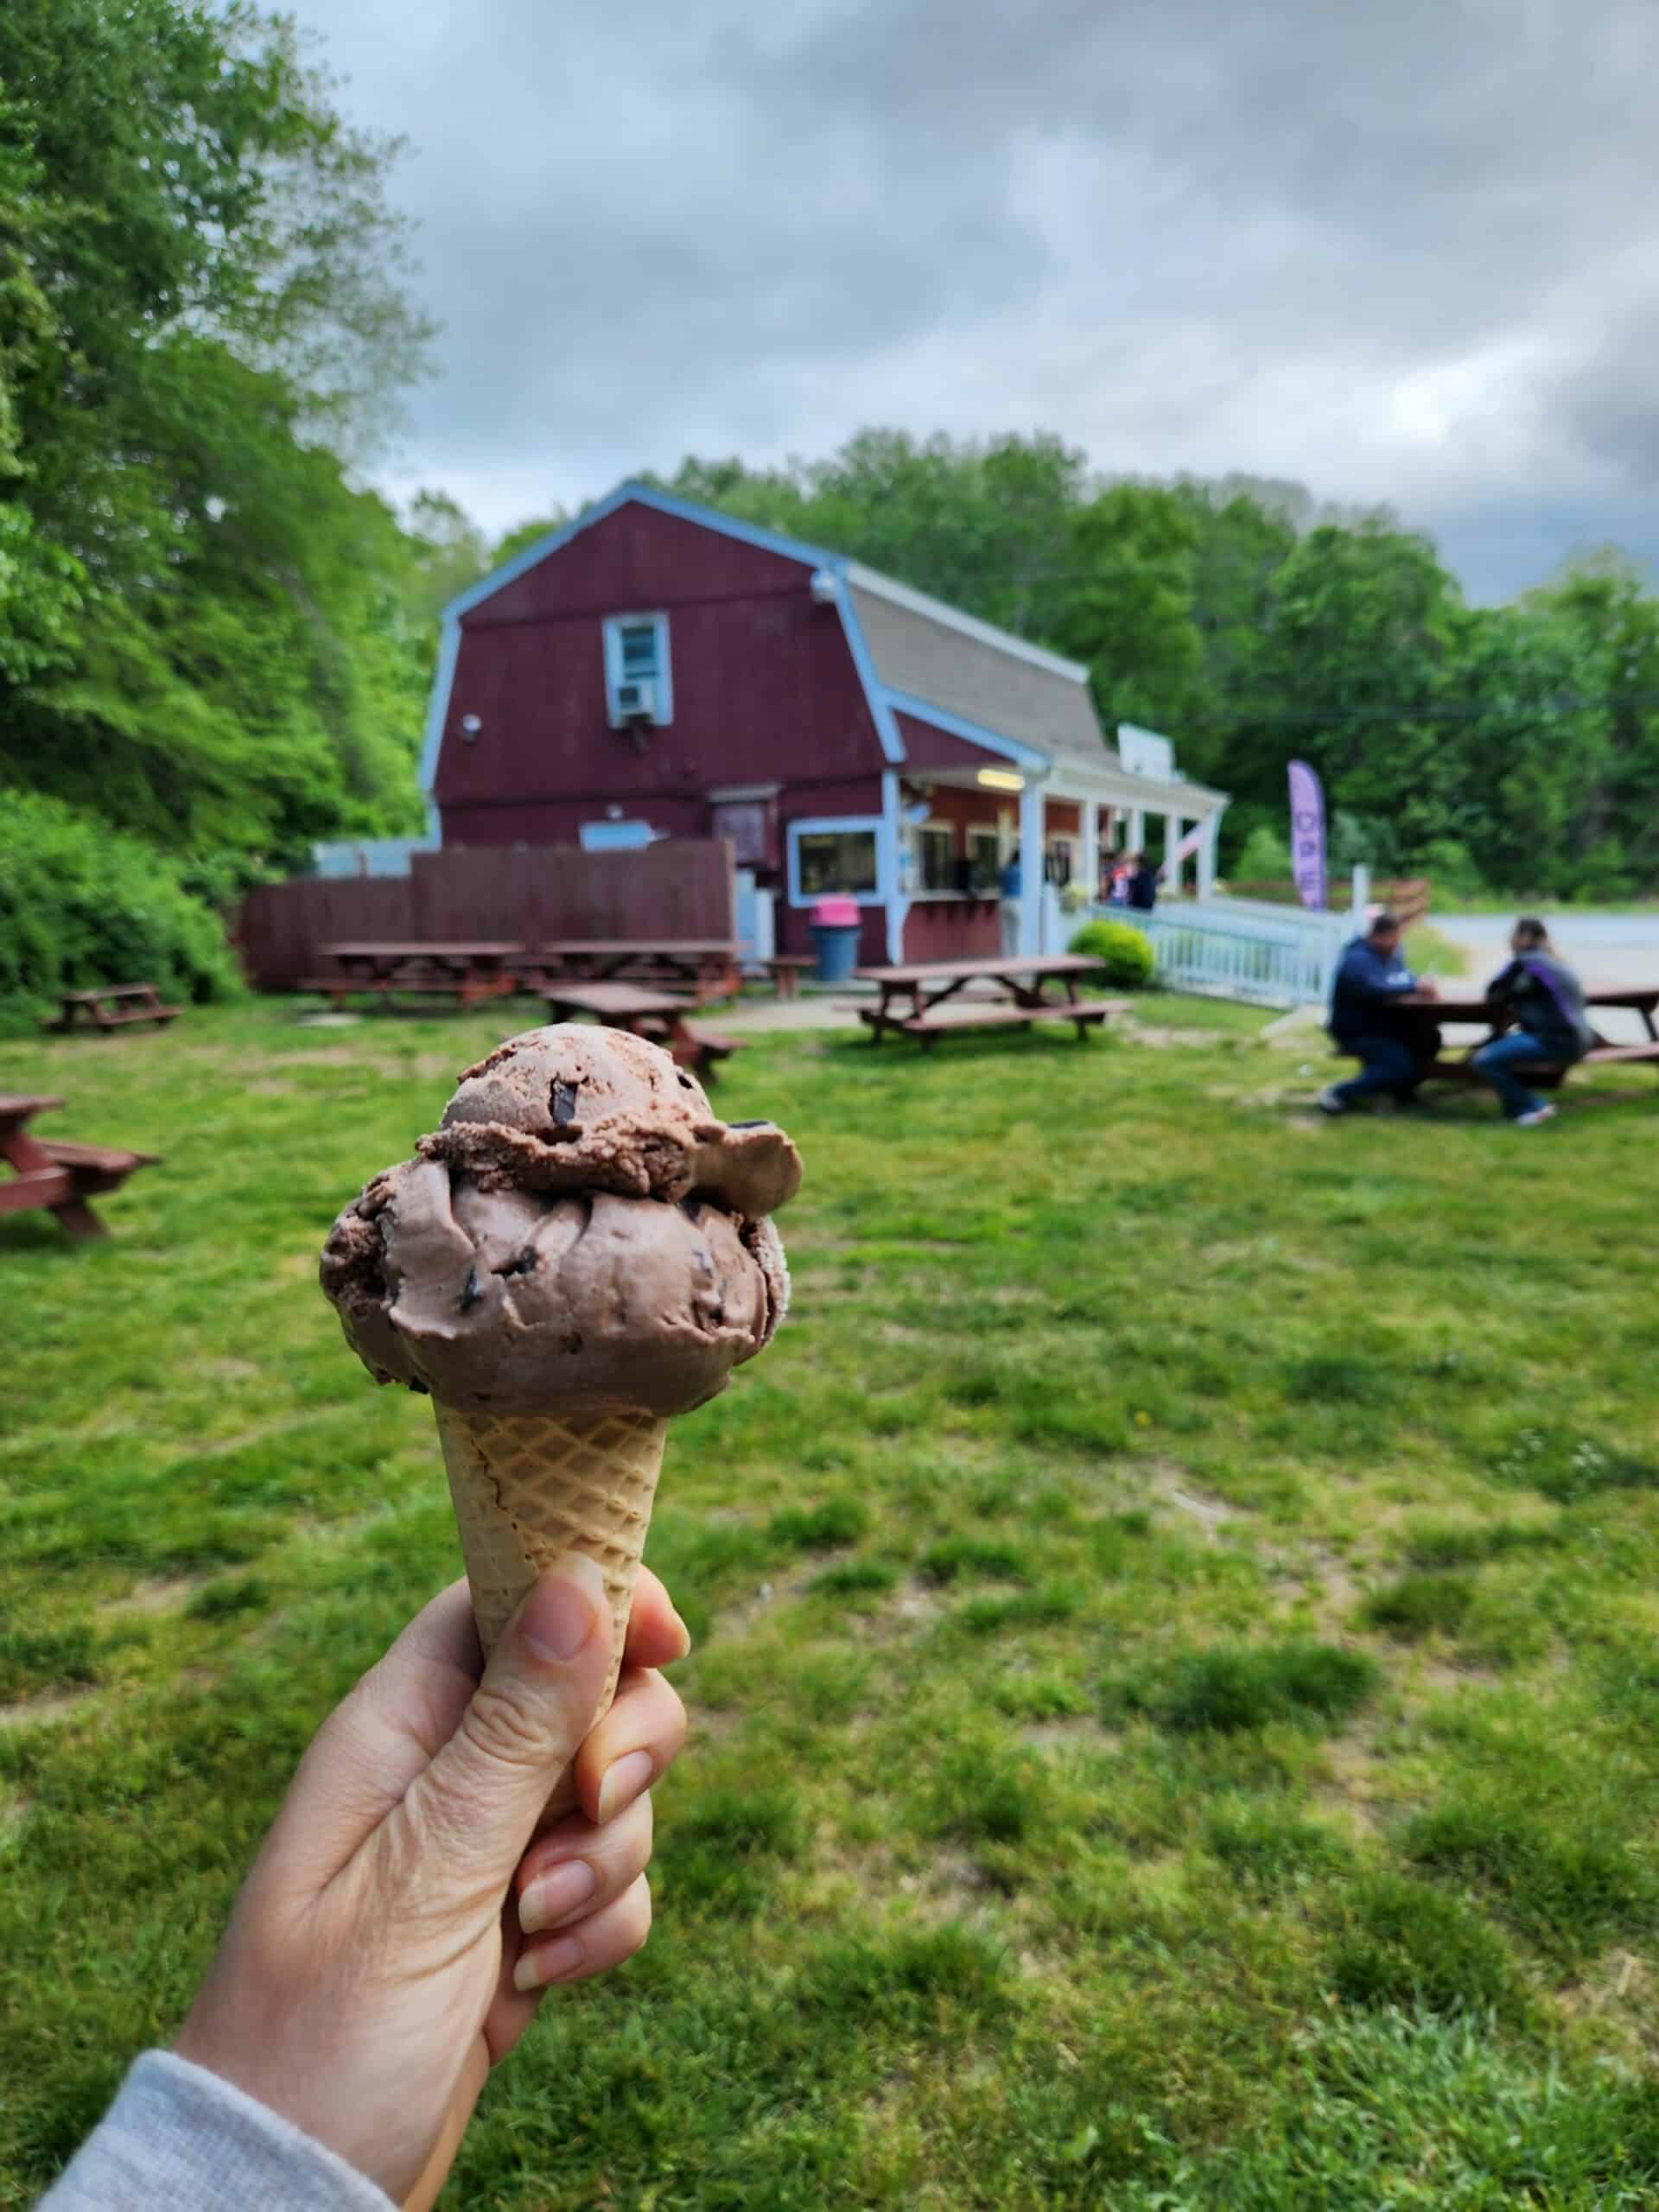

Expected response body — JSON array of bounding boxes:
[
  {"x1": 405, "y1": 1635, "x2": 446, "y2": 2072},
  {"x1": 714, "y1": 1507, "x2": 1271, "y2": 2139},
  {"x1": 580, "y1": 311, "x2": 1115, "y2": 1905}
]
[
  {"x1": 1241, "y1": 521, "x2": 1461, "y2": 865},
  {"x1": 1522, "y1": 555, "x2": 1659, "y2": 893},
  {"x1": 0, "y1": 0, "x2": 435, "y2": 873},
  {"x1": 1047, "y1": 484, "x2": 1204, "y2": 734}
]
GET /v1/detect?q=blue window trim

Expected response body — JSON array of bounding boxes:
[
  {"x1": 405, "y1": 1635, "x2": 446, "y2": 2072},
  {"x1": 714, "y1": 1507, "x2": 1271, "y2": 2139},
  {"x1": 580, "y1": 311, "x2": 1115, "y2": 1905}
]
[
  {"x1": 601, "y1": 610, "x2": 673, "y2": 728},
  {"x1": 786, "y1": 815, "x2": 886, "y2": 908}
]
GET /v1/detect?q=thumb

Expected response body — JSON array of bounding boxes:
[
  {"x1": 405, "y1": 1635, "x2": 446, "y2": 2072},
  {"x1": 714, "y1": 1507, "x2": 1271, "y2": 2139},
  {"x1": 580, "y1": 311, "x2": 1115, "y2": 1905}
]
[{"x1": 404, "y1": 1554, "x2": 613, "y2": 1898}]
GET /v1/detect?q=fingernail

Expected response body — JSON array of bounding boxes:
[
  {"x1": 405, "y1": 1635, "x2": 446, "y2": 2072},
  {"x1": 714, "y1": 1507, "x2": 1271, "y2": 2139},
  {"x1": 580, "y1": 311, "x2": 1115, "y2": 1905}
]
[
  {"x1": 666, "y1": 1608, "x2": 693, "y2": 1662},
  {"x1": 513, "y1": 1931, "x2": 584, "y2": 1993},
  {"x1": 596, "y1": 1747, "x2": 654, "y2": 1824},
  {"x1": 519, "y1": 1858, "x2": 597, "y2": 1936},
  {"x1": 518, "y1": 1555, "x2": 604, "y2": 1663}
]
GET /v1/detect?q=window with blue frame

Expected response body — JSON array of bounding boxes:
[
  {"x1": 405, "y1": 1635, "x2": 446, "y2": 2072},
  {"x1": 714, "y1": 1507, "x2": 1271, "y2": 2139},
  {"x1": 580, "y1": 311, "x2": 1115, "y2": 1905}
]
[{"x1": 602, "y1": 613, "x2": 673, "y2": 727}]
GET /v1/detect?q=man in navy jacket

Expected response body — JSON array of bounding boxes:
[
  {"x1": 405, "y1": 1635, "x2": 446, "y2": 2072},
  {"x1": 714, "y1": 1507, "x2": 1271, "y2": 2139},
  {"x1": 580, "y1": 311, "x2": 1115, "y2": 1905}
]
[{"x1": 1319, "y1": 912, "x2": 1439, "y2": 1114}]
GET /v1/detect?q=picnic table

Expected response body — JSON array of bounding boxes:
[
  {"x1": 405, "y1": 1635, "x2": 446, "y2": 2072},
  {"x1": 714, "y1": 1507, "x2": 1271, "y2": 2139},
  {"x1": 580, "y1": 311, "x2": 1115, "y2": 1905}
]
[
  {"x1": 538, "y1": 981, "x2": 744, "y2": 1083},
  {"x1": 0, "y1": 1094, "x2": 158, "y2": 1241},
  {"x1": 1378, "y1": 986, "x2": 1659, "y2": 1091},
  {"x1": 46, "y1": 982, "x2": 180, "y2": 1034},
  {"x1": 305, "y1": 942, "x2": 524, "y2": 1008},
  {"x1": 855, "y1": 954, "x2": 1128, "y2": 1049},
  {"x1": 531, "y1": 940, "x2": 741, "y2": 1000}
]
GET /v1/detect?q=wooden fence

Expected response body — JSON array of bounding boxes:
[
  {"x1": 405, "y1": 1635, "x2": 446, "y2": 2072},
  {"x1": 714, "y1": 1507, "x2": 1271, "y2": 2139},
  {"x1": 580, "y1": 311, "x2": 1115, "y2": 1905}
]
[
  {"x1": 1224, "y1": 877, "x2": 1432, "y2": 929},
  {"x1": 236, "y1": 840, "x2": 736, "y2": 991}
]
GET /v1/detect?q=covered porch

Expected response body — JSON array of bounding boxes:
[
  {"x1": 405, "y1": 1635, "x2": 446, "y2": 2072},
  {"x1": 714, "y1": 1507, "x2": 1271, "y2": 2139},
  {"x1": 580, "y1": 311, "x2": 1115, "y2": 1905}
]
[{"x1": 896, "y1": 759, "x2": 1229, "y2": 962}]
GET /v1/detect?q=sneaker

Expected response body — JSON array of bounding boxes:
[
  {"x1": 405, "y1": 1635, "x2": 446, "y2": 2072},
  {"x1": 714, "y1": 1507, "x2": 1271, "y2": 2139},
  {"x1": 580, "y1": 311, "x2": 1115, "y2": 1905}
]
[
  {"x1": 1316, "y1": 1087, "x2": 1348, "y2": 1116},
  {"x1": 1514, "y1": 1103, "x2": 1557, "y2": 1128}
]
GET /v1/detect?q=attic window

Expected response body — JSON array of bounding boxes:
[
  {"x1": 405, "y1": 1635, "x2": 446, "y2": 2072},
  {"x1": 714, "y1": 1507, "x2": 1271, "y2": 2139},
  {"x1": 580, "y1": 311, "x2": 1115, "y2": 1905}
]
[{"x1": 603, "y1": 612, "x2": 673, "y2": 728}]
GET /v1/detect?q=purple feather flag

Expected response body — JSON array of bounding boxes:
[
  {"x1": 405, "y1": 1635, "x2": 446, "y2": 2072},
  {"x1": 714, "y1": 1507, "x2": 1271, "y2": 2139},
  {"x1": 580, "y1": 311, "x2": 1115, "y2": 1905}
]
[{"x1": 1287, "y1": 760, "x2": 1326, "y2": 912}]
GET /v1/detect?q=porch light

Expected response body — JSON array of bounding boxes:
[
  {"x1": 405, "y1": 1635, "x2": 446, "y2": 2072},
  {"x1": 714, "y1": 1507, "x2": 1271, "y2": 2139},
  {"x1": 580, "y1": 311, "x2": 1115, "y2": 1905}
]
[{"x1": 976, "y1": 767, "x2": 1025, "y2": 792}]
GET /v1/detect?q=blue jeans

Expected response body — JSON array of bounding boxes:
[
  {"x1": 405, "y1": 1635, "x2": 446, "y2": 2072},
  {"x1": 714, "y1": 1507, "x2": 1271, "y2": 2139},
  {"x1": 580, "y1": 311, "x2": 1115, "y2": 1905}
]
[
  {"x1": 1471, "y1": 1029, "x2": 1552, "y2": 1119},
  {"x1": 1332, "y1": 1033, "x2": 1423, "y2": 1106}
]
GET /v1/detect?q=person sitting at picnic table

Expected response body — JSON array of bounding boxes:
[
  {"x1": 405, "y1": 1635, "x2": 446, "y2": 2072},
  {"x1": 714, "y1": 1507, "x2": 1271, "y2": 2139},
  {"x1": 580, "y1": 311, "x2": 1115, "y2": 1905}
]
[
  {"x1": 1126, "y1": 852, "x2": 1160, "y2": 912},
  {"x1": 1319, "y1": 910, "x2": 1439, "y2": 1115},
  {"x1": 1471, "y1": 917, "x2": 1593, "y2": 1128},
  {"x1": 998, "y1": 847, "x2": 1023, "y2": 957}
]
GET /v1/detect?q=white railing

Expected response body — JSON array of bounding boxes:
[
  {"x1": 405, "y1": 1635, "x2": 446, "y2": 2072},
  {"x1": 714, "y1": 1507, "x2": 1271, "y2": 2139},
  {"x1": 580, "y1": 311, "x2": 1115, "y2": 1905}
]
[{"x1": 1084, "y1": 896, "x2": 1350, "y2": 1007}]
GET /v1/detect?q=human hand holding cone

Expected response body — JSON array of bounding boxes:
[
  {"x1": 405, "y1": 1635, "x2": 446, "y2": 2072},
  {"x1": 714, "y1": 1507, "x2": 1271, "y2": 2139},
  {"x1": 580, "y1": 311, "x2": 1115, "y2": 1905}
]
[{"x1": 321, "y1": 1026, "x2": 799, "y2": 1804}]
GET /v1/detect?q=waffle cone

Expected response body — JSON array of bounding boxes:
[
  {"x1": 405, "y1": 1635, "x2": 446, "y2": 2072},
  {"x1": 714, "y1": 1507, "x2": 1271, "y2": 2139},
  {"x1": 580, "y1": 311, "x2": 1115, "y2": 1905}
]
[{"x1": 433, "y1": 1398, "x2": 668, "y2": 1713}]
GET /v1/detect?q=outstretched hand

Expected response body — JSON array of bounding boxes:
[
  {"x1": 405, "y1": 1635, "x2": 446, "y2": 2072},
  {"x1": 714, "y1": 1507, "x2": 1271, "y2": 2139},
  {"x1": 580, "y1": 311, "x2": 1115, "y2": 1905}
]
[{"x1": 175, "y1": 1560, "x2": 689, "y2": 2209}]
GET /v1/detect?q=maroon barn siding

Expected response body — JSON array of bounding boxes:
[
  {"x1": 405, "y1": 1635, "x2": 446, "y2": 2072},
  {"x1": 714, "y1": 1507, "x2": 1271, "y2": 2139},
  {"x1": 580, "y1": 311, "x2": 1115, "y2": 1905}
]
[
  {"x1": 916, "y1": 785, "x2": 1006, "y2": 836},
  {"x1": 903, "y1": 900, "x2": 998, "y2": 960},
  {"x1": 434, "y1": 501, "x2": 887, "y2": 837},
  {"x1": 893, "y1": 710, "x2": 999, "y2": 773}
]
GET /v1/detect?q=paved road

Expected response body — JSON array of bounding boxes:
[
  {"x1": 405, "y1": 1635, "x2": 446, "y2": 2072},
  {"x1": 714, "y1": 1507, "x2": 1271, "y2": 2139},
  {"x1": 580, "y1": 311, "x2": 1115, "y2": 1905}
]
[{"x1": 1435, "y1": 912, "x2": 1659, "y2": 990}]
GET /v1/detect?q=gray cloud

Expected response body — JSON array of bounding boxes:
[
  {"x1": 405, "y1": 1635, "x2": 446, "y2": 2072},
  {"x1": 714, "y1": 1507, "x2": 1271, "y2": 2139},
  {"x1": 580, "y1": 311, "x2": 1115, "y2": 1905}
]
[{"x1": 287, "y1": 0, "x2": 1659, "y2": 600}]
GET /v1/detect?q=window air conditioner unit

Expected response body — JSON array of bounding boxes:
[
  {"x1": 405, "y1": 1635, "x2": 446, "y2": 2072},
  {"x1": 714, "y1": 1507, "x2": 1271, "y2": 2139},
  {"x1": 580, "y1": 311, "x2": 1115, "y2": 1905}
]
[{"x1": 614, "y1": 677, "x2": 659, "y2": 722}]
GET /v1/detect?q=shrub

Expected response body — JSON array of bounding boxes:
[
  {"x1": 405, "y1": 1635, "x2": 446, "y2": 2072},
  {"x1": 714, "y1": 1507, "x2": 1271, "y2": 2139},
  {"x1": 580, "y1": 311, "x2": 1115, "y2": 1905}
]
[
  {"x1": 1121, "y1": 1640, "x2": 1377, "y2": 1735},
  {"x1": 1362, "y1": 1573, "x2": 1476, "y2": 1641},
  {"x1": 918, "y1": 1537, "x2": 1031, "y2": 1586},
  {"x1": 767, "y1": 1498, "x2": 868, "y2": 1549},
  {"x1": 1233, "y1": 823, "x2": 1293, "y2": 879},
  {"x1": 0, "y1": 788, "x2": 239, "y2": 1028},
  {"x1": 1329, "y1": 1872, "x2": 1522, "y2": 2018},
  {"x1": 1068, "y1": 918, "x2": 1155, "y2": 989}
]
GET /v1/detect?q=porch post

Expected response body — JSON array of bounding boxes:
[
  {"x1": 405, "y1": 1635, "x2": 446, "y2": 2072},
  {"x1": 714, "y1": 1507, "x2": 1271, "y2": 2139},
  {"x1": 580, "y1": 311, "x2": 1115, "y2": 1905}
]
[
  {"x1": 1081, "y1": 797, "x2": 1100, "y2": 907},
  {"x1": 1019, "y1": 780, "x2": 1043, "y2": 956},
  {"x1": 1163, "y1": 811, "x2": 1182, "y2": 896},
  {"x1": 1128, "y1": 805, "x2": 1145, "y2": 857},
  {"x1": 1197, "y1": 811, "x2": 1219, "y2": 901}
]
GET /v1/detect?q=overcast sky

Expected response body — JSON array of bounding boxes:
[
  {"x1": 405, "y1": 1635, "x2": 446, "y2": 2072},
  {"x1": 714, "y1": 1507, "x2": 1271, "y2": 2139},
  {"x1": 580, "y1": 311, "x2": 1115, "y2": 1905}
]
[{"x1": 286, "y1": 0, "x2": 1659, "y2": 602}]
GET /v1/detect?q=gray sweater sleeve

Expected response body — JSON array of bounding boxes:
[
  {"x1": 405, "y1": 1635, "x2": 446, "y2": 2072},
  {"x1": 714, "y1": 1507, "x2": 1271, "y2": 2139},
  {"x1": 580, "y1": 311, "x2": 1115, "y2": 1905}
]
[{"x1": 36, "y1": 2050, "x2": 397, "y2": 2211}]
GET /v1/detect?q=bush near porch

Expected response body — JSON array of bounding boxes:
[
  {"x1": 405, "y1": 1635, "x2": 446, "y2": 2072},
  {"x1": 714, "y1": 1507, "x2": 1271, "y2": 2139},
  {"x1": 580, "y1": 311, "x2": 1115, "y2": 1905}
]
[{"x1": 1070, "y1": 917, "x2": 1157, "y2": 988}]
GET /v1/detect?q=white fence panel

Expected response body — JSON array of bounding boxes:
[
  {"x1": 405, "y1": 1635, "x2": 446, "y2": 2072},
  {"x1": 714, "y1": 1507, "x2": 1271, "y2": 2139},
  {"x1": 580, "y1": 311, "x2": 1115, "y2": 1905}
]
[{"x1": 1084, "y1": 898, "x2": 1347, "y2": 1007}]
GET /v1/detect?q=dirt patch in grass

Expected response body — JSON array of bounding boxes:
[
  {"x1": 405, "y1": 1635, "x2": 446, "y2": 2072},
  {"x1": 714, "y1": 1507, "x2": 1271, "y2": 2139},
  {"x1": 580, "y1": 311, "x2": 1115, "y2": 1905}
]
[
  {"x1": 840, "y1": 1580, "x2": 948, "y2": 1644},
  {"x1": 1148, "y1": 1463, "x2": 1240, "y2": 1536},
  {"x1": 1318, "y1": 1729, "x2": 1393, "y2": 1834},
  {"x1": 1020, "y1": 1717, "x2": 1125, "y2": 1755},
  {"x1": 103, "y1": 1573, "x2": 209, "y2": 1618},
  {"x1": 0, "y1": 1688, "x2": 101, "y2": 1733}
]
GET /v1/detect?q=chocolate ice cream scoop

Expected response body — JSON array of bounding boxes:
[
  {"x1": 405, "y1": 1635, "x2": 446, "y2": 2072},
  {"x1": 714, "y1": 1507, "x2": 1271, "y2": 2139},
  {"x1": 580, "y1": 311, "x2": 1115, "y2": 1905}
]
[
  {"x1": 320, "y1": 1024, "x2": 798, "y2": 1417},
  {"x1": 424, "y1": 1023, "x2": 799, "y2": 1215}
]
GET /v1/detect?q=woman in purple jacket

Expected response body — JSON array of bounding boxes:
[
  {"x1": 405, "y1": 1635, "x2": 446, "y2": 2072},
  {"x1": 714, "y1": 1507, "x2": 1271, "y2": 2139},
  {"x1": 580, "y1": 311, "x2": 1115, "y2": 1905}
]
[{"x1": 1473, "y1": 917, "x2": 1595, "y2": 1127}]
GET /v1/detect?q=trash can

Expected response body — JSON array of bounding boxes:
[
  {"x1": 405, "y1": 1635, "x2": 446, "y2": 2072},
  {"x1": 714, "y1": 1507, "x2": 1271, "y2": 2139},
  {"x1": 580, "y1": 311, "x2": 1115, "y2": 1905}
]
[{"x1": 810, "y1": 894, "x2": 861, "y2": 984}]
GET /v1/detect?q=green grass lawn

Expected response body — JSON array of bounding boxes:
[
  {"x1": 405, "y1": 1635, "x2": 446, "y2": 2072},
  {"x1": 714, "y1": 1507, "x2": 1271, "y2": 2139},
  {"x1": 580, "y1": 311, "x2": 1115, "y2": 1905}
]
[{"x1": 4, "y1": 1000, "x2": 1659, "y2": 2209}]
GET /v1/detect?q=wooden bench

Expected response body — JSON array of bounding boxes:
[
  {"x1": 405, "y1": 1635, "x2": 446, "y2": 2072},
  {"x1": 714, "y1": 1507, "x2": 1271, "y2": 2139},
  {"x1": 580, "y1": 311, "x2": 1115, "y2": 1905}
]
[
  {"x1": 538, "y1": 981, "x2": 747, "y2": 1083},
  {"x1": 635, "y1": 1016, "x2": 746, "y2": 1078},
  {"x1": 744, "y1": 954, "x2": 817, "y2": 1001},
  {"x1": 46, "y1": 983, "x2": 181, "y2": 1033},
  {"x1": 1423, "y1": 1040, "x2": 1659, "y2": 1091},
  {"x1": 0, "y1": 1096, "x2": 159, "y2": 1240},
  {"x1": 300, "y1": 970, "x2": 518, "y2": 1009},
  {"x1": 861, "y1": 997, "x2": 1127, "y2": 1050}
]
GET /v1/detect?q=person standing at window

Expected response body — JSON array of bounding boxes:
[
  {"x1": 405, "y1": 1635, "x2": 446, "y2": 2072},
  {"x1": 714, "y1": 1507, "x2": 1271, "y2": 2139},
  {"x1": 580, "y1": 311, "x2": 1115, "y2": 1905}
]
[
  {"x1": 998, "y1": 847, "x2": 1022, "y2": 957},
  {"x1": 1126, "y1": 853, "x2": 1159, "y2": 912}
]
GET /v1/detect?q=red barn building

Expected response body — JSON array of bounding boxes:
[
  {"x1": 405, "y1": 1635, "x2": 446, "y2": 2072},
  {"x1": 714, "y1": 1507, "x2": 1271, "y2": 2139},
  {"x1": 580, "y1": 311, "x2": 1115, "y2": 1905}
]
[{"x1": 420, "y1": 482, "x2": 1228, "y2": 963}]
